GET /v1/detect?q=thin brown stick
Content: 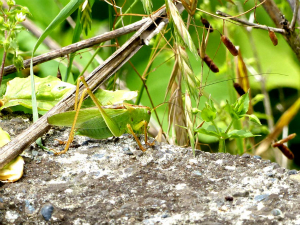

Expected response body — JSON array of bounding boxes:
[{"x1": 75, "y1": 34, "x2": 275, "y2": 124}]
[
  {"x1": 0, "y1": 4, "x2": 178, "y2": 169},
  {"x1": 0, "y1": 51, "x2": 7, "y2": 86},
  {"x1": 3, "y1": 19, "x2": 147, "y2": 76},
  {"x1": 287, "y1": 0, "x2": 300, "y2": 25},
  {"x1": 216, "y1": 11, "x2": 286, "y2": 34}
]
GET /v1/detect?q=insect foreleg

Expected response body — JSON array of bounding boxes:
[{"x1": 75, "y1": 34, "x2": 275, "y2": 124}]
[
  {"x1": 79, "y1": 76, "x2": 122, "y2": 137},
  {"x1": 127, "y1": 123, "x2": 146, "y2": 152},
  {"x1": 54, "y1": 88, "x2": 89, "y2": 155},
  {"x1": 74, "y1": 75, "x2": 82, "y2": 111}
]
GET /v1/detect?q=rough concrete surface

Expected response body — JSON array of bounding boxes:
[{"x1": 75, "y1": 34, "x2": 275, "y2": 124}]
[{"x1": 1, "y1": 113, "x2": 300, "y2": 225}]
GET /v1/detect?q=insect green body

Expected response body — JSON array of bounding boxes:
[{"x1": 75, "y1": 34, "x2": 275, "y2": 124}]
[
  {"x1": 48, "y1": 103, "x2": 151, "y2": 140},
  {"x1": 46, "y1": 76, "x2": 153, "y2": 155}
]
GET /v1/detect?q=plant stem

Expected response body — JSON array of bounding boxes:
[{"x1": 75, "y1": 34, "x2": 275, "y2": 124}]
[
  {"x1": 218, "y1": 138, "x2": 226, "y2": 153},
  {"x1": 0, "y1": 50, "x2": 7, "y2": 86},
  {"x1": 225, "y1": 119, "x2": 234, "y2": 134},
  {"x1": 212, "y1": 120, "x2": 221, "y2": 136}
]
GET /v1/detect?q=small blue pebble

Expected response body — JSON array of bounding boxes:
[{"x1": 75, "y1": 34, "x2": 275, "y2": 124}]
[
  {"x1": 123, "y1": 147, "x2": 133, "y2": 155},
  {"x1": 254, "y1": 194, "x2": 269, "y2": 202},
  {"x1": 272, "y1": 208, "x2": 282, "y2": 216},
  {"x1": 25, "y1": 200, "x2": 35, "y2": 214},
  {"x1": 288, "y1": 170, "x2": 298, "y2": 175},
  {"x1": 253, "y1": 155, "x2": 262, "y2": 159},
  {"x1": 192, "y1": 171, "x2": 202, "y2": 176},
  {"x1": 41, "y1": 205, "x2": 54, "y2": 221},
  {"x1": 92, "y1": 154, "x2": 104, "y2": 159},
  {"x1": 267, "y1": 172, "x2": 274, "y2": 177}
]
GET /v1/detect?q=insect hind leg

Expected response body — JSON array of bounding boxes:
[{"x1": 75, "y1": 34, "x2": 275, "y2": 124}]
[{"x1": 127, "y1": 121, "x2": 155, "y2": 151}]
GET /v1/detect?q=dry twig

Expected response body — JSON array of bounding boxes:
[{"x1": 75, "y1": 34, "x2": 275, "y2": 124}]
[{"x1": 3, "y1": 19, "x2": 147, "y2": 76}]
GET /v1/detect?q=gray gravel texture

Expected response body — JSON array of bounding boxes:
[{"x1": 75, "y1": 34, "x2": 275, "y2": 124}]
[{"x1": 1, "y1": 113, "x2": 300, "y2": 225}]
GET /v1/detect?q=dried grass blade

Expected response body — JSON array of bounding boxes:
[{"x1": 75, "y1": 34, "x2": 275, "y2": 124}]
[
  {"x1": 181, "y1": 0, "x2": 198, "y2": 16},
  {"x1": 235, "y1": 49, "x2": 252, "y2": 113},
  {"x1": 166, "y1": 0, "x2": 199, "y2": 59},
  {"x1": 176, "y1": 44, "x2": 198, "y2": 98},
  {"x1": 168, "y1": 81, "x2": 188, "y2": 146}
]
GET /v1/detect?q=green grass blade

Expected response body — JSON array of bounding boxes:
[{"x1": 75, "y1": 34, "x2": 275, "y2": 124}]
[
  {"x1": 30, "y1": 0, "x2": 85, "y2": 122},
  {"x1": 29, "y1": 0, "x2": 84, "y2": 149},
  {"x1": 64, "y1": 10, "x2": 82, "y2": 82},
  {"x1": 32, "y1": 0, "x2": 85, "y2": 55}
]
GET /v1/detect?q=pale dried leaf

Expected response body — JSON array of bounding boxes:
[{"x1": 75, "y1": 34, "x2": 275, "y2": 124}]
[{"x1": 0, "y1": 156, "x2": 24, "y2": 183}]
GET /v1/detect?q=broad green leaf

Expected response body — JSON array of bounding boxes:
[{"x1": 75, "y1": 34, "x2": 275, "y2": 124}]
[
  {"x1": 227, "y1": 129, "x2": 257, "y2": 138},
  {"x1": 0, "y1": 76, "x2": 74, "y2": 111},
  {"x1": 81, "y1": 89, "x2": 138, "y2": 108},
  {"x1": 195, "y1": 125, "x2": 220, "y2": 138},
  {"x1": 0, "y1": 78, "x2": 11, "y2": 98}
]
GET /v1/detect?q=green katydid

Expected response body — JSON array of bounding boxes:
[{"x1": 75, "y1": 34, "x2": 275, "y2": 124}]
[{"x1": 47, "y1": 76, "x2": 152, "y2": 155}]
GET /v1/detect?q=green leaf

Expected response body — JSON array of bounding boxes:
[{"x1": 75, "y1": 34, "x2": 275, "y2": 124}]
[
  {"x1": 201, "y1": 99, "x2": 217, "y2": 122},
  {"x1": 0, "y1": 76, "x2": 74, "y2": 112},
  {"x1": 225, "y1": 100, "x2": 239, "y2": 120},
  {"x1": 244, "y1": 114, "x2": 262, "y2": 125},
  {"x1": 251, "y1": 94, "x2": 264, "y2": 106},
  {"x1": 195, "y1": 125, "x2": 221, "y2": 138},
  {"x1": 201, "y1": 107, "x2": 216, "y2": 122},
  {"x1": 80, "y1": 0, "x2": 94, "y2": 35},
  {"x1": 0, "y1": 78, "x2": 11, "y2": 98},
  {"x1": 227, "y1": 129, "x2": 258, "y2": 138},
  {"x1": 81, "y1": 89, "x2": 138, "y2": 108},
  {"x1": 233, "y1": 92, "x2": 249, "y2": 117}
]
